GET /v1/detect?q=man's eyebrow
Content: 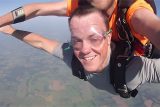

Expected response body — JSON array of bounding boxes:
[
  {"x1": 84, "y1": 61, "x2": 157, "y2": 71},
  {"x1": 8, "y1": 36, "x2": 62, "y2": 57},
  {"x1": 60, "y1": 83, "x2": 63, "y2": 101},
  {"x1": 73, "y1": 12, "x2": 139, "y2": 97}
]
[
  {"x1": 88, "y1": 31, "x2": 104, "y2": 38},
  {"x1": 71, "y1": 36, "x2": 81, "y2": 40}
]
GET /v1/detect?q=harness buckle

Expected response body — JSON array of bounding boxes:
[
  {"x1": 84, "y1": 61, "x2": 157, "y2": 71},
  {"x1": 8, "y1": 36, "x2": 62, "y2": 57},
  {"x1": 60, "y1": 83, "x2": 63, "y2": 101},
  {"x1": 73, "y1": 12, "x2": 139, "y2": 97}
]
[{"x1": 116, "y1": 84, "x2": 131, "y2": 98}]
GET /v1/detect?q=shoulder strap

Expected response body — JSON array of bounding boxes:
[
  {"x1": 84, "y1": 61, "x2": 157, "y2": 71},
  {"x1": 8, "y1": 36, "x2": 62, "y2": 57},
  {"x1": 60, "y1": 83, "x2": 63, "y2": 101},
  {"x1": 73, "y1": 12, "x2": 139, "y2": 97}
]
[{"x1": 116, "y1": 0, "x2": 134, "y2": 43}]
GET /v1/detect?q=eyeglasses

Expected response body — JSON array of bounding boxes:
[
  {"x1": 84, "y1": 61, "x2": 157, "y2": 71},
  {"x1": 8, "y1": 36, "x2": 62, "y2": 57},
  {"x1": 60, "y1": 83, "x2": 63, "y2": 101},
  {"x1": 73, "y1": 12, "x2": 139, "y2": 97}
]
[{"x1": 71, "y1": 29, "x2": 112, "y2": 50}]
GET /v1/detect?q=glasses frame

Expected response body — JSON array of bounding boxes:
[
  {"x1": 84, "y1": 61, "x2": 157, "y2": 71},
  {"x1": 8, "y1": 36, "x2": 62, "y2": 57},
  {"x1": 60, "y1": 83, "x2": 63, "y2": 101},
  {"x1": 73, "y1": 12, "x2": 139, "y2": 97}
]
[{"x1": 71, "y1": 28, "x2": 112, "y2": 51}]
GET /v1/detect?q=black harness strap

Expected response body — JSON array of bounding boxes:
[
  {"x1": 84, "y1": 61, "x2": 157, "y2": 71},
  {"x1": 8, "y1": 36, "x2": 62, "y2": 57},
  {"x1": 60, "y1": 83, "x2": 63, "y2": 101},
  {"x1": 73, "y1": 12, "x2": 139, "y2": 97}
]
[
  {"x1": 110, "y1": 41, "x2": 138, "y2": 98},
  {"x1": 71, "y1": 54, "x2": 87, "y2": 81}
]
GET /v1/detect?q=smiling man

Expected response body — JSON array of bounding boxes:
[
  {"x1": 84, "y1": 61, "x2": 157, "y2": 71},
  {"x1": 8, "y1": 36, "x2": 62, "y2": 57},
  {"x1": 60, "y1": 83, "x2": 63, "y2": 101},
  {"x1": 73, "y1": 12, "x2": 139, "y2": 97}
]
[
  {"x1": 1, "y1": 6, "x2": 160, "y2": 98},
  {"x1": 69, "y1": 7, "x2": 111, "y2": 73}
]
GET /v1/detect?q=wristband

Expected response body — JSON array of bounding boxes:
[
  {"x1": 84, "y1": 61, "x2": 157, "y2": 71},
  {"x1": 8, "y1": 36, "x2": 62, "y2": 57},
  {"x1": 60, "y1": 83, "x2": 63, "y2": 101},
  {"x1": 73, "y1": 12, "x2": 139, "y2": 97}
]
[{"x1": 11, "y1": 7, "x2": 25, "y2": 24}]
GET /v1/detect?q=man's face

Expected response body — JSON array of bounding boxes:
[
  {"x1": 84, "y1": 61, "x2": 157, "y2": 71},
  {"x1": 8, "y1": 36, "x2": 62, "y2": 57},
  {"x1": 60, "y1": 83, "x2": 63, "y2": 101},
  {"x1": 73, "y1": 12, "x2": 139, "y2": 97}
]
[
  {"x1": 69, "y1": 12, "x2": 111, "y2": 73},
  {"x1": 87, "y1": 0, "x2": 114, "y2": 10}
]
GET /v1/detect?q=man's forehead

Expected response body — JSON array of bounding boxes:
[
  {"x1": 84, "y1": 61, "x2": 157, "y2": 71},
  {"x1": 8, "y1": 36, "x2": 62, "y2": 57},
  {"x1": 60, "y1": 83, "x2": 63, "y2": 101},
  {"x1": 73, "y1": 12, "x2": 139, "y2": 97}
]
[{"x1": 70, "y1": 12, "x2": 105, "y2": 30}]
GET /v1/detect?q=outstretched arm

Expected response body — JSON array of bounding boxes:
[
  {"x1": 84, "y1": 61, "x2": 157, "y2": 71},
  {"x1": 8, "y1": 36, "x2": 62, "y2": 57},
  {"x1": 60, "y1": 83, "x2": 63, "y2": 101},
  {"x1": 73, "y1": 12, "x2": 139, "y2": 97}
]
[
  {"x1": 131, "y1": 8, "x2": 160, "y2": 50},
  {"x1": 0, "y1": 25, "x2": 60, "y2": 54},
  {"x1": 0, "y1": 1, "x2": 67, "y2": 27}
]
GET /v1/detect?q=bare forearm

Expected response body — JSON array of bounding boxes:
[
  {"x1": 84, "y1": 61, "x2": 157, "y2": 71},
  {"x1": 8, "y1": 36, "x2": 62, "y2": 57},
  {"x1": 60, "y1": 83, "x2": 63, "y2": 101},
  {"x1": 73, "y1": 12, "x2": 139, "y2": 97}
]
[
  {"x1": 10, "y1": 30, "x2": 59, "y2": 54},
  {"x1": 0, "y1": 5, "x2": 37, "y2": 27},
  {"x1": 0, "y1": 1, "x2": 67, "y2": 27},
  {"x1": 24, "y1": 1, "x2": 67, "y2": 19},
  {"x1": 11, "y1": 30, "x2": 42, "y2": 48},
  {"x1": 0, "y1": 13, "x2": 13, "y2": 27},
  {"x1": 142, "y1": 18, "x2": 160, "y2": 49},
  {"x1": 131, "y1": 8, "x2": 160, "y2": 49},
  {"x1": 150, "y1": 23, "x2": 160, "y2": 50}
]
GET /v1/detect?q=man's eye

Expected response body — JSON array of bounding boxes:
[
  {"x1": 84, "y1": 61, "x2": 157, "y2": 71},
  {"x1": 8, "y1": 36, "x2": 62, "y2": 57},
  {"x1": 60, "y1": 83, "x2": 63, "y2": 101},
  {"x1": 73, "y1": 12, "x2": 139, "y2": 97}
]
[
  {"x1": 90, "y1": 36, "x2": 103, "y2": 41},
  {"x1": 90, "y1": 36, "x2": 103, "y2": 45},
  {"x1": 72, "y1": 39, "x2": 81, "y2": 45},
  {"x1": 73, "y1": 39, "x2": 81, "y2": 43},
  {"x1": 90, "y1": 38, "x2": 99, "y2": 42}
]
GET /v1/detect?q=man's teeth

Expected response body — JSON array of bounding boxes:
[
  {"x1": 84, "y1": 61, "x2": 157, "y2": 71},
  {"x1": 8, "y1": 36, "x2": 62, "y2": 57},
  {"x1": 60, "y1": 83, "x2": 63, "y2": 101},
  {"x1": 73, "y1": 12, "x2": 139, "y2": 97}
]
[{"x1": 84, "y1": 56, "x2": 95, "y2": 61}]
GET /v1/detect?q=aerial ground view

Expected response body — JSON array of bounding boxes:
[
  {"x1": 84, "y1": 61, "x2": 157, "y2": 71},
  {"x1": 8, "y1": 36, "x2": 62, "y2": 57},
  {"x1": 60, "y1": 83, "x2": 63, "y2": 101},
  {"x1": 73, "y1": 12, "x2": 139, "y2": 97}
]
[{"x1": 0, "y1": 0, "x2": 160, "y2": 107}]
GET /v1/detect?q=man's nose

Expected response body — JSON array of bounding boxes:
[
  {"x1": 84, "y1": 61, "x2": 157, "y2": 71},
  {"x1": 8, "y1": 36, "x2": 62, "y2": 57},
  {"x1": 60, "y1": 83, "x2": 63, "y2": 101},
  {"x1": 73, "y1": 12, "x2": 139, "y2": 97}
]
[{"x1": 80, "y1": 41, "x2": 91, "y2": 54}]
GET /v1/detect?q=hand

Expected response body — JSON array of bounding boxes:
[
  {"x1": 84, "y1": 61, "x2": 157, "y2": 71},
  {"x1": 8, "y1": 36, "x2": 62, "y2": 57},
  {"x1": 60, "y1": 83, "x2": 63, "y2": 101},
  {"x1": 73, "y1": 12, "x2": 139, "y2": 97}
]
[{"x1": 0, "y1": 25, "x2": 15, "y2": 35}]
